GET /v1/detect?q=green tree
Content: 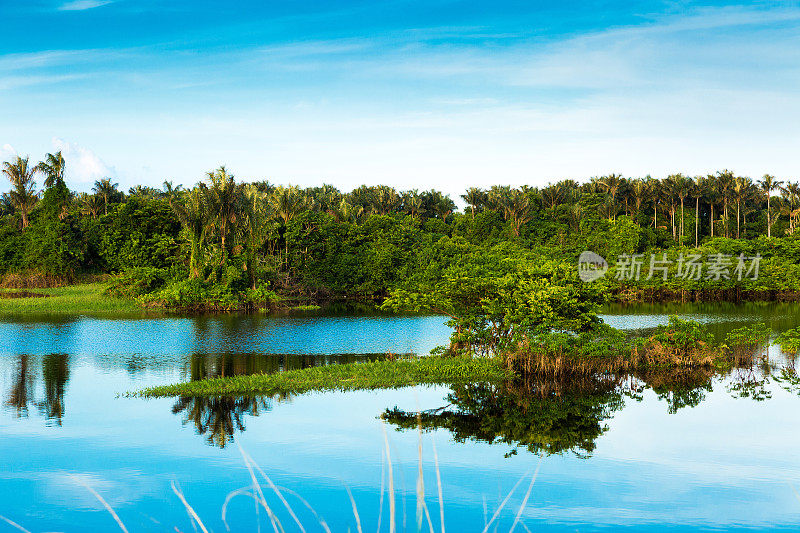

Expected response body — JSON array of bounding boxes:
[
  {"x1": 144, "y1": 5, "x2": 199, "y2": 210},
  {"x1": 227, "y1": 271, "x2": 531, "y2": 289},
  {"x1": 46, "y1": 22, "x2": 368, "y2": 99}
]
[
  {"x1": 758, "y1": 174, "x2": 784, "y2": 238},
  {"x1": 2, "y1": 155, "x2": 39, "y2": 229},
  {"x1": 92, "y1": 177, "x2": 119, "y2": 216}
]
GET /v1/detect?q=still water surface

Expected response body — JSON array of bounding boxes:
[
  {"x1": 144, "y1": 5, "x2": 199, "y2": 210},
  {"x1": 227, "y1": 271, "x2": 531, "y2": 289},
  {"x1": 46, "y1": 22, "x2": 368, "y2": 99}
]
[{"x1": 2, "y1": 304, "x2": 800, "y2": 532}]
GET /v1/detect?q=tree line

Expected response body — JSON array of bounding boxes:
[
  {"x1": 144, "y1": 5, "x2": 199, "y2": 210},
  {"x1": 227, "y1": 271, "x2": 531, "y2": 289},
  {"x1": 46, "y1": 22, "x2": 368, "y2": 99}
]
[{"x1": 2, "y1": 150, "x2": 800, "y2": 305}]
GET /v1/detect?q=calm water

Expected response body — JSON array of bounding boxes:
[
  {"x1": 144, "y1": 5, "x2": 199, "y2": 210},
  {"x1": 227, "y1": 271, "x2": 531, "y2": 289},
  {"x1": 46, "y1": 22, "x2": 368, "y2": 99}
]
[{"x1": 2, "y1": 304, "x2": 800, "y2": 532}]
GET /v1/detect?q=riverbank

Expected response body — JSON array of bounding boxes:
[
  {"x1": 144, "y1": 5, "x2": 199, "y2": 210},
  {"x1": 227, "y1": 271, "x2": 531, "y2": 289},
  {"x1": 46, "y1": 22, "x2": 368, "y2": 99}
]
[{"x1": 0, "y1": 283, "x2": 144, "y2": 318}]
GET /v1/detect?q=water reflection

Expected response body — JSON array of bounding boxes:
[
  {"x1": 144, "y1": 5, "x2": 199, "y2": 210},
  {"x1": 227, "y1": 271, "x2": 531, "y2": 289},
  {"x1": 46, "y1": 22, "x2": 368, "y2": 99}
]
[
  {"x1": 384, "y1": 379, "x2": 625, "y2": 457},
  {"x1": 383, "y1": 362, "x2": 783, "y2": 457},
  {"x1": 172, "y1": 352, "x2": 382, "y2": 447},
  {"x1": 172, "y1": 396, "x2": 273, "y2": 448},
  {"x1": 3, "y1": 354, "x2": 70, "y2": 425}
]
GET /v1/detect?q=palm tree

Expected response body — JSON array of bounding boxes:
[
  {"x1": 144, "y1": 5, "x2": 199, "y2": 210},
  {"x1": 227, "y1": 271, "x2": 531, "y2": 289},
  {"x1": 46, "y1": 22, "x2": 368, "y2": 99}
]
[
  {"x1": 689, "y1": 177, "x2": 704, "y2": 247},
  {"x1": 92, "y1": 177, "x2": 119, "y2": 216},
  {"x1": 270, "y1": 186, "x2": 305, "y2": 265},
  {"x1": 498, "y1": 188, "x2": 533, "y2": 237},
  {"x1": 597, "y1": 173, "x2": 623, "y2": 221},
  {"x1": 162, "y1": 180, "x2": 184, "y2": 206},
  {"x1": 781, "y1": 183, "x2": 800, "y2": 234},
  {"x1": 242, "y1": 186, "x2": 275, "y2": 288},
  {"x1": 539, "y1": 184, "x2": 565, "y2": 211},
  {"x1": 333, "y1": 199, "x2": 363, "y2": 223},
  {"x1": 2, "y1": 155, "x2": 39, "y2": 229},
  {"x1": 669, "y1": 174, "x2": 691, "y2": 242},
  {"x1": 732, "y1": 176, "x2": 751, "y2": 239},
  {"x1": 702, "y1": 175, "x2": 720, "y2": 238},
  {"x1": 402, "y1": 190, "x2": 425, "y2": 219},
  {"x1": 36, "y1": 151, "x2": 66, "y2": 189},
  {"x1": 172, "y1": 187, "x2": 211, "y2": 278},
  {"x1": 630, "y1": 179, "x2": 648, "y2": 226},
  {"x1": 663, "y1": 175, "x2": 680, "y2": 240},
  {"x1": 423, "y1": 190, "x2": 455, "y2": 221},
  {"x1": 716, "y1": 170, "x2": 734, "y2": 237},
  {"x1": 205, "y1": 166, "x2": 242, "y2": 265},
  {"x1": 567, "y1": 203, "x2": 583, "y2": 234},
  {"x1": 461, "y1": 187, "x2": 486, "y2": 219},
  {"x1": 77, "y1": 193, "x2": 101, "y2": 219},
  {"x1": 758, "y1": 174, "x2": 784, "y2": 238},
  {"x1": 372, "y1": 186, "x2": 399, "y2": 215}
]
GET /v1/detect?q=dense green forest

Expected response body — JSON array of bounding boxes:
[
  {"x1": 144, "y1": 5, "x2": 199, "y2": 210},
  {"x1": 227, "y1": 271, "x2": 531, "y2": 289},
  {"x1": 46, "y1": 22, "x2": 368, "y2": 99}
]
[{"x1": 3, "y1": 151, "x2": 800, "y2": 316}]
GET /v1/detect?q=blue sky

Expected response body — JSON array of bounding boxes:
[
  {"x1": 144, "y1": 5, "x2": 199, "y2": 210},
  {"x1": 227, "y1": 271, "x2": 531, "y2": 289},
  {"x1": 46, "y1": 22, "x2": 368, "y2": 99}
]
[{"x1": 1, "y1": 1, "x2": 799, "y2": 196}]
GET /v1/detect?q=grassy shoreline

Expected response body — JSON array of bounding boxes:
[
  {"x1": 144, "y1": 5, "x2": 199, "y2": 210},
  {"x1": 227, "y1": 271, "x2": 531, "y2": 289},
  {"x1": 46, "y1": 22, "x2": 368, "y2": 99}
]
[
  {"x1": 0, "y1": 283, "x2": 145, "y2": 318},
  {"x1": 132, "y1": 356, "x2": 514, "y2": 397}
]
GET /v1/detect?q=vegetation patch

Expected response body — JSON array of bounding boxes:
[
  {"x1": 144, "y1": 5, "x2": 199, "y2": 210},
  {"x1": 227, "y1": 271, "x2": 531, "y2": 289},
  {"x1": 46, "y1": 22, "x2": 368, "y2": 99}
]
[
  {"x1": 0, "y1": 282, "x2": 144, "y2": 317},
  {"x1": 778, "y1": 327, "x2": 800, "y2": 355},
  {"x1": 132, "y1": 356, "x2": 513, "y2": 398},
  {"x1": 505, "y1": 317, "x2": 771, "y2": 378}
]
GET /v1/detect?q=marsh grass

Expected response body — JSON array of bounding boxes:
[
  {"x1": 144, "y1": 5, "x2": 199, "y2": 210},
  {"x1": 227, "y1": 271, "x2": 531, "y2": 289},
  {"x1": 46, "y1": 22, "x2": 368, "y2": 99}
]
[
  {"x1": 133, "y1": 356, "x2": 513, "y2": 398},
  {"x1": 0, "y1": 282, "x2": 144, "y2": 318},
  {"x1": 506, "y1": 317, "x2": 773, "y2": 378}
]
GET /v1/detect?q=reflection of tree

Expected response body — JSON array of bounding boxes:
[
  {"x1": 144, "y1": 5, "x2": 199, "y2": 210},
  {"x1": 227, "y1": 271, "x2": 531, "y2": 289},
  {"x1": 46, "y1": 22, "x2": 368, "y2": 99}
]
[
  {"x1": 185, "y1": 352, "x2": 378, "y2": 382},
  {"x1": 38, "y1": 354, "x2": 70, "y2": 424},
  {"x1": 5, "y1": 355, "x2": 34, "y2": 417},
  {"x1": 172, "y1": 395, "x2": 272, "y2": 448},
  {"x1": 383, "y1": 378, "x2": 626, "y2": 457},
  {"x1": 634, "y1": 369, "x2": 714, "y2": 414}
]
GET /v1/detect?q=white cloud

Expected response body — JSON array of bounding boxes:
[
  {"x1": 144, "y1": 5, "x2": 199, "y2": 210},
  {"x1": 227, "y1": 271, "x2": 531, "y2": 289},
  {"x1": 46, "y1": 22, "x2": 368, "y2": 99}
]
[
  {"x1": 58, "y1": 0, "x2": 113, "y2": 11},
  {"x1": 0, "y1": 144, "x2": 16, "y2": 161},
  {"x1": 52, "y1": 138, "x2": 115, "y2": 185}
]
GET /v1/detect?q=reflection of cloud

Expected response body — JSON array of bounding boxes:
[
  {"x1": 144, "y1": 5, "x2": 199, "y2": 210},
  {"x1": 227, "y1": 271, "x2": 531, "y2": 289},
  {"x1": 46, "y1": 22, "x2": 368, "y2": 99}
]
[
  {"x1": 58, "y1": 0, "x2": 114, "y2": 11},
  {"x1": 52, "y1": 138, "x2": 115, "y2": 184}
]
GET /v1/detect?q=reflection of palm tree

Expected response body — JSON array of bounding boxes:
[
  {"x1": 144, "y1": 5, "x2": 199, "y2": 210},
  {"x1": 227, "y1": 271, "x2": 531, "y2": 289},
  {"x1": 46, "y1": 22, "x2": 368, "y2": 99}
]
[
  {"x1": 6, "y1": 355, "x2": 34, "y2": 417},
  {"x1": 38, "y1": 354, "x2": 70, "y2": 425},
  {"x1": 171, "y1": 395, "x2": 272, "y2": 448}
]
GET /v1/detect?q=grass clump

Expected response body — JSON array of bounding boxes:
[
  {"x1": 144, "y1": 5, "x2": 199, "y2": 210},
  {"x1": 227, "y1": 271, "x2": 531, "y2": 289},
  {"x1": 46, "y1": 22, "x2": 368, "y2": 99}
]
[
  {"x1": 778, "y1": 327, "x2": 800, "y2": 355},
  {"x1": 0, "y1": 282, "x2": 143, "y2": 317},
  {"x1": 133, "y1": 356, "x2": 513, "y2": 398},
  {"x1": 507, "y1": 316, "x2": 772, "y2": 378}
]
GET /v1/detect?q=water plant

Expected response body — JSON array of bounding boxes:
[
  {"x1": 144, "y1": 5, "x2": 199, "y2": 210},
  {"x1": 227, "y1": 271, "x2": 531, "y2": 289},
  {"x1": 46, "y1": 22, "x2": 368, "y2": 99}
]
[{"x1": 778, "y1": 327, "x2": 800, "y2": 355}]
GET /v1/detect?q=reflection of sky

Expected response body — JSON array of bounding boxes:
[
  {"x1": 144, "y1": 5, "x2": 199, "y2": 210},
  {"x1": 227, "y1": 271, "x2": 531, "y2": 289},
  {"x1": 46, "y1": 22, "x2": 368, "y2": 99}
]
[
  {"x1": 0, "y1": 313, "x2": 799, "y2": 531},
  {"x1": 0, "y1": 314, "x2": 451, "y2": 356}
]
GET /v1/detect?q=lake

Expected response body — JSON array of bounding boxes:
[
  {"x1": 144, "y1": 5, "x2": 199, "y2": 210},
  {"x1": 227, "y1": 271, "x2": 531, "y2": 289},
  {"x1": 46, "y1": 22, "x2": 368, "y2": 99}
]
[{"x1": 2, "y1": 303, "x2": 800, "y2": 532}]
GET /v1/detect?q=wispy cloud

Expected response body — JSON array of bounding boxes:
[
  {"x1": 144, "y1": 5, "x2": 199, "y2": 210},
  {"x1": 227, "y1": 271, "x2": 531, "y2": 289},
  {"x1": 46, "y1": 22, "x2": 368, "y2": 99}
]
[
  {"x1": 53, "y1": 138, "x2": 115, "y2": 184},
  {"x1": 58, "y1": 0, "x2": 114, "y2": 11}
]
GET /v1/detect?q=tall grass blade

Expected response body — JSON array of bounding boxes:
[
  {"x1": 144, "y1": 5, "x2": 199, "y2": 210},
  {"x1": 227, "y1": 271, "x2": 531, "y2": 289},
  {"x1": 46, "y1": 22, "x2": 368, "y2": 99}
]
[
  {"x1": 0, "y1": 514, "x2": 31, "y2": 533},
  {"x1": 276, "y1": 486, "x2": 332, "y2": 533},
  {"x1": 382, "y1": 421, "x2": 396, "y2": 533},
  {"x1": 238, "y1": 449, "x2": 283, "y2": 533},
  {"x1": 344, "y1": 485, "x2": 363, "y2": 533},
  {"x1": 376, "y1": 448, "x2": 386, "y2": 533},
  {"x1": 479, "y1": 470, "x2": 529, "y2": 533},
  {"x1": 240, "y1": 446, "x2": 306, "y2": 533},
  {"x1": 431, "y1": 435, "x2": 444, "y2": 533},
  {"x1": 171, "y1": 481, "x2": 210, "y2": 533},
  {"x1": 71, "y1": 475, "x2": 129, "y2": 533},
  {"x1": 509, "y1": 458, "x2": 542, "y2": 533},
  {"x1": 417, "y1": 418, "x2": 424, "y2": 531},
  {"x1": 415, "y1": 418, "x2": 435, "y2": 533}
]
